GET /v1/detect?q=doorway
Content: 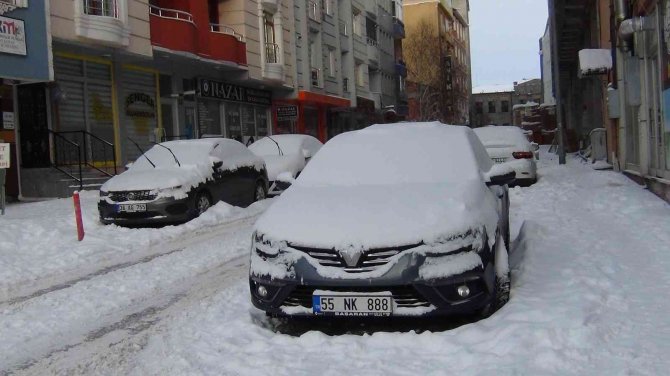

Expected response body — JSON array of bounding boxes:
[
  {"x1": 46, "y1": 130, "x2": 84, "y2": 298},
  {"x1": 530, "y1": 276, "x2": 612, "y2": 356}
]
[{"x1": 18, "y1": 84, "x2": 50, "y2": 168}]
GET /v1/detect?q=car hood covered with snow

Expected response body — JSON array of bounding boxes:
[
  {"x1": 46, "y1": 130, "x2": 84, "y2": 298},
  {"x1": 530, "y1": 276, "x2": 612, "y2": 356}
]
[
  {"x1": 101, "y1": 165, "x2": 212, "y2": 193},
  {"x1": 254, "y1": 180, "x2": 499, "y2": 250}
]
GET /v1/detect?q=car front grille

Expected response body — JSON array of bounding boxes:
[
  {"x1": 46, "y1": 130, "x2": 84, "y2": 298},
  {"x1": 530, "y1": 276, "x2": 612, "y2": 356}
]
[
  {"x1": 109, "y1": 190, "x2": 157, "y2": 202},
  {"x1": 290, "y1": 243, "x2": 420, "y2": 273},
  {"x1": 283, "y1": 285, "x2": 431, "y2": 309}
]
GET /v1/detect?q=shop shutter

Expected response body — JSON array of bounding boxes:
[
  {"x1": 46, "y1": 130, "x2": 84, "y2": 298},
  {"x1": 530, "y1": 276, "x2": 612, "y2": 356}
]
[{"x1": 121, "y1": 69, "x2": 157, "y2": 161}]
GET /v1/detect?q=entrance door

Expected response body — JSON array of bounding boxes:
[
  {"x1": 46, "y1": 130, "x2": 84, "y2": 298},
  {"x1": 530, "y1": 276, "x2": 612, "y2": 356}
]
[
  {"x1": 18, "y1": 84, "x2": 50, "y2": 168},
  {"x1": 184, "y1": 104, "x2": 196, "y2": 139}
]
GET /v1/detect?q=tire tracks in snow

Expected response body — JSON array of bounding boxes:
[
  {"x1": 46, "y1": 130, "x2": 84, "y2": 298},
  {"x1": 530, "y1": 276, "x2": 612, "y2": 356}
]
[
  {"x1": 11, "y1": 257, "x2": 249, "y2": 376},
  {"x1": 0, "y1": 213, "x2": 260, "y2": 309}
]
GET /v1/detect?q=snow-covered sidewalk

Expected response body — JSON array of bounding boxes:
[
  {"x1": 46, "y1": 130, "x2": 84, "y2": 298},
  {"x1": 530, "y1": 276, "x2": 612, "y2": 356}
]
[{"x1": 122, "y1": 151, "x2": 670, "y2": 375}]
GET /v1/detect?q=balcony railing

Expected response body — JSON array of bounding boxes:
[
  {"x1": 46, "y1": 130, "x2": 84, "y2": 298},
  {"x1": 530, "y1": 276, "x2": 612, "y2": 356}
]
[
  {"x1": 83, "y1": 0, "x2": 118, "y2": 18},
  {"x1": 265, "y1": 42, "x2": 279, "y2": 63},
  {"x1": 149, "y1": 5, "x2": 193, "y2": 23},
  {"x1": 308, "y1": 1, "x2": 321, "y2": 22},
  {"x1": 210, "y1": 23, "x2": 244, "y2": 42},
  {"x1": 366, "y1": 37, "x2": 378, "y2": 47},
  {"x1": 339, "y1": 20, "x2": 348, "y2": 36}
]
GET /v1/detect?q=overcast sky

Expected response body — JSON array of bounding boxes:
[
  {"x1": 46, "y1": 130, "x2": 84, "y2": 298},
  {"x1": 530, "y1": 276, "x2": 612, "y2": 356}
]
[{"x1": 469, "y1": 0, "x2": 549, "y2": 88}]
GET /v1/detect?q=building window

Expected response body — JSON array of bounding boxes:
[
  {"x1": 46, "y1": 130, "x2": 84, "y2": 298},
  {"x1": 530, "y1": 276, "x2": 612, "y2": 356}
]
[
  {"x1": 355, "y1": 62, "x2": 365, "y2": 87},
  {"x1": 328, "y1": 49, "x2": 336, "y2": 77},
  {"x1": 475, "y1": 101, "x2": 483, "y2": 114},
  {"x1": 325, "y1": 0, "x2": 334, "y2": 16},
  {"x1": 308, "y1": 0, "x2": 321, "y2": 22},
  {"x1": 501, "y1": 100, "x2": 509, "y2": 112},
  {"x1": 83, "y1": 0, "x2": 118, "y2": 18},
  {"x1": 264, "y1": 13, "x2": 278, "y2": 64},
  {"x1": 488, "y1": 101, "x2": 496, "y2": 113},
  {"x1": 353, "y1": 8, "x2": 363, "y2": 37}
]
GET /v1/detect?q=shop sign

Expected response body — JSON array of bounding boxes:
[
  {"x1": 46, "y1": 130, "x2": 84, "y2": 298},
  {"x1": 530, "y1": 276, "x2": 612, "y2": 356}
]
[
  {"x1": 0, "y1": 143, "x2": 10, "y2": 169},
  {"x1": 276, "y1": 105, "x2": 298, "y2": 121},
  {"x1": 199, "y1": 79, "x2": 271, "y2": 106},
  {"x1": 0, "y1": 15, "x2": 26, "y2": 56},
  {"x1": 125, "y1": 92, "x2": 156, "y2": 118},
  {"x1": 2, "y1": 112, "x2": 15, "y2": 129}
]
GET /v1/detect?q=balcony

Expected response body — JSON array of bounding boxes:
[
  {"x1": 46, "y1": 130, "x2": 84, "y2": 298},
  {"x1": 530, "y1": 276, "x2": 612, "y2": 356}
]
[
  {"x1": 395, "y1": 61, "x2": 407, "y2": 78},
  {"x1": 366, "y1": 37, "x2": 379, "y2": 65},
  {"x1": 263, "y1": 43, "x2": 283, "y2": 81},
  {"x1": 392, "y1": 17, "x2": 405, "y2": 39},
  {"x1": 75, "y1": 0, "x2": 130, "y2": 47},
  {"x1": 149, "y1": 5, "x2": 247, "y2": 66},
  {"x1": 149, "y1": 5, "x2": 197, "y2": 55}
]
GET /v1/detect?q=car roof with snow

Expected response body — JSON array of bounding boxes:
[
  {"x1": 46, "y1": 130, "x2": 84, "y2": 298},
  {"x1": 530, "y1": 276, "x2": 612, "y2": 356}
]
[
  {"x1": 473, "y1": 126, "x2": 531, "y2": 148},
  {"x1": 295, "y1": 122, "x2": 493, "y2": 187},
  {"x1": 248, "y1": 134, "x2": 322, "y2": 156}
]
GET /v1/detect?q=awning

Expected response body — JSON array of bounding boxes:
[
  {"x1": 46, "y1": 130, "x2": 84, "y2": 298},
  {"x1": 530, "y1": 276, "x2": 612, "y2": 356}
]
[
  {"x1": 578, "y1": 49, "x2": 612, "y2": 77},
  {"x1": 297, "y1": 91, "x2": 350, "y2": 107}
]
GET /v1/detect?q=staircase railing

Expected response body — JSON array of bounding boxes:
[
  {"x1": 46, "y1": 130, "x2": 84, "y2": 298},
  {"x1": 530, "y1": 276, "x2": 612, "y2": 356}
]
[
  {"x1": 49, "y1": 130, "x2": 83, "y2": 190},
  {"x1": 49, "y1": 130, "x2": 118, "y2": 190}
]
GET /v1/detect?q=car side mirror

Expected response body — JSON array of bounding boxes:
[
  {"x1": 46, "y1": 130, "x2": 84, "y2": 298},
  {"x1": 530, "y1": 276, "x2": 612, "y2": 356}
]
[
  {"x1": 531, "y1": 142, "x2": 540, "y2": 152},
  {"x1": 213, "y1": 160, "x2": 223, "y2": 170},
  {"x1": 276, "y1": 171, "x2": 296, "y2": 185},
  {"x1": 302, "y1": 149, "x2": 313, "y2": 159},
  {"x1": 125, "y1": 162, "x2": 133, "y2": 170},
  {"x1": 485, "y1": 164, "x2": 516, "y2": 186}
]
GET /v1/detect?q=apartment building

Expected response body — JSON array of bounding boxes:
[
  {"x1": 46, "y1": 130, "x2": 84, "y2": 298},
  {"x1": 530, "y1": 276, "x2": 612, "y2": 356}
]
[
  {"x1": 274, "y1": 0, "x2": 406, "y2": 140},
  {"x1": 403, "y1": 0, "x2": 471, "y2": 124},
  {"x1": 470, "y1": 85, "x2": 514, "y2": 127}
]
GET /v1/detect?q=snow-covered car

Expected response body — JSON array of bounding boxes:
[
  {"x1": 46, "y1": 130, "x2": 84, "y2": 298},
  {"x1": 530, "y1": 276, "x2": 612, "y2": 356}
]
[
  {"x1": 98, "y1": 138, "x2": 268, "y2": 226},
  {"x1": 249, "y1": 122, "x2": 515, "y2": 319},
  {"x1": 473, "y1": 125, "x2": 538, "y2": 186},
  {"x1": 248, "y1": 134, "x2": 323, "y2": 195}
]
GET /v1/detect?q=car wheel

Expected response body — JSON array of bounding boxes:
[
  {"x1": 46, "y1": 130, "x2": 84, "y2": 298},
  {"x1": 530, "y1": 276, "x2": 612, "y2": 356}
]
[
  {"x1": 195, "y1": 191, "x2": 212, "y2": 216},
  {"x1": 254, "y1": 181, "x2": 267, "y2": 202},
  {"x1": 479, "y1": 233, "x2": 511, "y2": 318}
]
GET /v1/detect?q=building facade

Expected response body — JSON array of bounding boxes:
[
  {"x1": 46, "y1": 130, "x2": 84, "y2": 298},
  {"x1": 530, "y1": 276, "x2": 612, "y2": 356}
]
[
  {"x1": 403, "y1": 0, "x2": 471, "y2": 124},
  {"x1": 549, "y1": 0, "x2": 670, "y2": 202},
  {"x1": 470, "y1": 85, "x2": 514, "y2": 127}
]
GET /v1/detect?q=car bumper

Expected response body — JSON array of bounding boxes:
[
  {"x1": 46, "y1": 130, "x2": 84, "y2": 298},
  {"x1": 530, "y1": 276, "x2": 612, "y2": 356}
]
[
  {"x1": 98, "y1": 196, "x2": 194, "y2": 225},
  {"x1": 249, "y1": 251, "x2": 496, "y2": 318},
  {"x1": 504, "y1": 159, "x2": 537, "y2": 184}
]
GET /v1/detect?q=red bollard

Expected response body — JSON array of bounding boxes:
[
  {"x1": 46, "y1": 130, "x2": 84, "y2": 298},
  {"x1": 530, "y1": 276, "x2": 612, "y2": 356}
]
[{"x1": 73, "y1": 191, "x2": 85, "y2": 241}]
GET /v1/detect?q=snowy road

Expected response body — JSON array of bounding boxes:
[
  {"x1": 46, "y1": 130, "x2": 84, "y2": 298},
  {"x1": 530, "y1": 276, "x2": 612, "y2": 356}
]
[{"x1": 2, "y1": 148, "x2": 670, "y2": 375}]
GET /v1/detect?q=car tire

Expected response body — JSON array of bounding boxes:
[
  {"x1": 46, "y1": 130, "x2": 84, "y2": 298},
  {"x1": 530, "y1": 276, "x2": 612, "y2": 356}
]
[
  {"x1": 479, "y1": 233, "x2": 511, "y2": 318},
  {"x1": 194, "y1": 191, "x2": 212, "y2": 216},
  {"x1": 254, "y1": 180, "x2": 267, "y2": 202}
]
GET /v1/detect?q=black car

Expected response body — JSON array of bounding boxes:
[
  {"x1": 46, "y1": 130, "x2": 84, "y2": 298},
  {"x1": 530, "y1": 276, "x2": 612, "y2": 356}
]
[
  {"x1": 99, "y1": 138, "x2": 268, "y2": 226},
  {"x1": 249, "y1": 123, "x2": 513, "y2": 318}
]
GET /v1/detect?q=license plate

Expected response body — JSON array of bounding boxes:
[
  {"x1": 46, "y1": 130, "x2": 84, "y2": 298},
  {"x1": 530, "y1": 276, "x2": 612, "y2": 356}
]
[
  {"x1": 117, "y1": 203, "x2": 147, "y2": 213},
  {"x1": 493, "y1": 158, "x2": 507, "y2": 164},
  {"x1": 312, "y1": 291, "x2": 393, "y2": 316}
]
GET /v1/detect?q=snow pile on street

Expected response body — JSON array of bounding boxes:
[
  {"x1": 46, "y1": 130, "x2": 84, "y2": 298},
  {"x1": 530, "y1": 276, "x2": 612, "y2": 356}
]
[
  {"x1": 125, "y1": 148, "x2": 670, "y2": 375},
  {"x1": 0, "y1": 191, "x2": 272, "y2": 301}
]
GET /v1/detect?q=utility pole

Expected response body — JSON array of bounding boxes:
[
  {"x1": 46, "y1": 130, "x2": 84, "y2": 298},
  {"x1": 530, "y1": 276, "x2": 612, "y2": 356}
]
[{"x1": 548, "y1": 0, "x2": 566, "y2": 164}]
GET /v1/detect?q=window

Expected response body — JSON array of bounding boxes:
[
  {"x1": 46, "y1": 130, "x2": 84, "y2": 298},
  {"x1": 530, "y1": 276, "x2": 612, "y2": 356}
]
[
  {"x1": 325, "y1": 0, "x2": 334, "y2": 16},
  {"x1": 488, "y1": 101, "x2": 496, "y2": 113},
  {"x1": 328, "y1": 49, "x2": 336, "y2": 77},
  {"x1": 501, "y1": 100, "x2": 509, "y2": 112},
  {"x1": 264, "y1": 13, "x2": 278, "y2": 63},
  {"x1": 475, "y1": 101, "x2": 483, "y2": 114},
  {"x1": 352, "y1": 8, "x2": 363, "y2": 37},
  {"x1": 83, "y1": 0, "x2": 118, "y2": 17},
  {"x1": 355, "y1": 62, "x2": 365, "y2": 87},
  {"x1": 308, "y1": 0, "x2": 321, "y2": 22}
]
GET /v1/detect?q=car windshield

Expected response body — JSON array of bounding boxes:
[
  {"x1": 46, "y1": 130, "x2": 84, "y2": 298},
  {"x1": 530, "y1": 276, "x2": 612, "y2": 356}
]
[
  {"x1": 249, "y1": 135, "x2": 307, "y2": 156},
  {"x1": 130, "y1": 141, "x2": 215, "y2": 170},
  {"x1": 296, "y1": 123, "x2": 490, "y2": 187},
  {"x1": 473, "y1": 126, "x2": 530, "y2": 148}
]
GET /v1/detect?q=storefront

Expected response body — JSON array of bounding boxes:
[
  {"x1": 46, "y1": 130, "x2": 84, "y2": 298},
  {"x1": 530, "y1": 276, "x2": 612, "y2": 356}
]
[
  {"x1": 194, "y1": 78, "x2": 272, "y2": 145},
  {"x1": 272, "y1": 91, "x2": 350, "y2": 142}
]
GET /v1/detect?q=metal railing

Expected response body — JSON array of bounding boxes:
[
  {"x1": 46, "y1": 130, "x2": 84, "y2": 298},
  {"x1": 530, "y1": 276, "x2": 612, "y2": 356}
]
[
  {"x1": 83, "y1": 0, "x2": 118, "y2": 18},
  {"x1": 339, "y1": 20, "x2": 349, "y2": 36},
  {"x1": 149, "y1": 4, "x2": 193, "y2": 23},
  {"x1": 265, "y1": 42, "x2": 279, "y2": 63},
  {"x1": 49, "y1": 130, "x2": 118, "y2": 190},
  {"x1": 210, "y1": 23, "x2": 245, "y2": 42},
  {"x1": 308, "y1": 0, "x2": 321, "y2": 22}
]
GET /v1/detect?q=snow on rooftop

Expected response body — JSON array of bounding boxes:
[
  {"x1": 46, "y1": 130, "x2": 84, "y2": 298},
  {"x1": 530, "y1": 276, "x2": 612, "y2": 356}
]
[
  {"x1": 472, "y1": 84, "x2": 514, "y2": 94},
  {"x1": 512, "y1": 101, "x2": 539, "y2": 110},
  {"x1": 579, "y1": 49, "x2": 612, "y2": 76}
]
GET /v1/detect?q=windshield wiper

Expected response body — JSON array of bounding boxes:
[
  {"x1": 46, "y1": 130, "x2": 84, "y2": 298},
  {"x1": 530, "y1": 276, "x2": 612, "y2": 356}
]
[
  {"x1": 127, "y1": 137, "x2": 155, "y2": 168},
  {"x1": 266, "y1": 136, "x2": 283, "y2": 156},
  {"x1": 151, "y1": 141, "x2": 181, "y2": 167}
]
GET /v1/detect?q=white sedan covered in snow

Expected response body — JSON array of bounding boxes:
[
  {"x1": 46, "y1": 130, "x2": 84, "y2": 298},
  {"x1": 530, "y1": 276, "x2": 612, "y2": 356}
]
[
  {"x1": 473, "y1": 126, "x2": 538, "y2": 186},
  {"x1": 249, "y1": 122, "x2": 515, "y2": 319},
  {"x1": 248, "y1": 134, "x2": 323, "y2": 195}
]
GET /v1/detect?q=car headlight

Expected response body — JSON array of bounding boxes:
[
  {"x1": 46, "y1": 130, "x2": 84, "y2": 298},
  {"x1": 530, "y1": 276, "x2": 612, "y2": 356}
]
[
  {"x1": 252, "y1": 232, "x2": 282, "y2": 259},
  {"x1": 99, "y1": 190, "x2": 109, "y2": 197}
]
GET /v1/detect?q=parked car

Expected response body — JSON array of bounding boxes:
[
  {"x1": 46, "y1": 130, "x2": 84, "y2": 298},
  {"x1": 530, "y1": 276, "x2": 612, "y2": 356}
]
[
  {"x1": 249, "y1": 122, "x2": 514, "y2": 319},
  {"x1": 99, "y1": 138, "x2": 268, "y2": 226},
  {"x1": 473, "y1": 125, "x2": 538, "y2": 186},
  {"x1": 248, "y1": 134, "x2": 323, "y2": 195}
]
